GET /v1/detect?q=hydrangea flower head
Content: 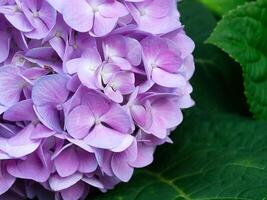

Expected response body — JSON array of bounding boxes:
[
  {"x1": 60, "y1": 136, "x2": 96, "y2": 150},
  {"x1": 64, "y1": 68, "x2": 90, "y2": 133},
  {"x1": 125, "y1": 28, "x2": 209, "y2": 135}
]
[{"x1": 0, "y1": 0, "x2": 195, "y2": 199}]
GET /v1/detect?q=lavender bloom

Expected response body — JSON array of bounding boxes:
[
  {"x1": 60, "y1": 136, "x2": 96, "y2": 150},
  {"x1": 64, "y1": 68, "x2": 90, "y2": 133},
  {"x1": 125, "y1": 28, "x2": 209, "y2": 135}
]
[{"x1": 0, "y1": 0, "x2": 195, "y2": 199}]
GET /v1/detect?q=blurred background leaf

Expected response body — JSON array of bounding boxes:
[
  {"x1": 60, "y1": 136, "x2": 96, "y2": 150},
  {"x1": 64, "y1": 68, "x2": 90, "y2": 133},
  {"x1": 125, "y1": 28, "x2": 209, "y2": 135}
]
[{"x1": 197, "y1": 0, "x2": 251, "y2": 16}]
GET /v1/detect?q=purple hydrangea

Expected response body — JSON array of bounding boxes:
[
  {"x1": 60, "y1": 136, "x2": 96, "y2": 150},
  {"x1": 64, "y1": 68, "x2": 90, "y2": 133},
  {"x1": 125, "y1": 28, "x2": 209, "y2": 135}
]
[{"x1": 0, "y1": 0, "x2": 195, "y2": 199}]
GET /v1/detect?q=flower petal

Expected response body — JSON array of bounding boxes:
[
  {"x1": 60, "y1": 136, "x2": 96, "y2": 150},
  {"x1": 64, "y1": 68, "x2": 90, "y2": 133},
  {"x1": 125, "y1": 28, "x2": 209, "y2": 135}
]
[
  {"x1": 54, "y1": 146, "x2": 79, "y2": 177},
  {"x1": 66, "y1": 105, "x2": 94, "y2": 139},
  {"x1": 62, "y1": 0, "x2": 93, "y2": 32},
  {"x1": 49, "y1": 173, "x2": 83, "y2": 191},
  {"x1": 84, "y1": 124, "x2": 132, "y2": 149},
  {"x1": 32, "y1": 74, "x2": 69, "y2": 106}
]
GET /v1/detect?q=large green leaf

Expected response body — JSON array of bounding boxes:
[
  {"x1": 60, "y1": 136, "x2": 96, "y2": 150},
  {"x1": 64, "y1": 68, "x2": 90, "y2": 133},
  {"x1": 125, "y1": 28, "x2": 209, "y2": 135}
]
[
  {"x1": 93, "y1": 108, "x2": 267, "y2": 200},
  {"x1": 207, "y1": 0, "x2": 267, "y2": 120},
  {"x1": 198, "y1": 0, "x2": 249, "y2": 16}
]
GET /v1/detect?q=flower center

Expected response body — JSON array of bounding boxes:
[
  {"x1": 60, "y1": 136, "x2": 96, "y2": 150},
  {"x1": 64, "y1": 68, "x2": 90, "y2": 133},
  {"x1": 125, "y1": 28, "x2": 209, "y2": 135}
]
[
  {"x1": 55, "y1": 31, "x2": 61, "y2": 38},
  {"x1": 32, "y1": 10, "x2": 39, "y2": 18},
  {"x1": 95, "y1": 117, "x2": 101, "y2": 125},
  {"x1": 56, "y1": 104, "x2": 63, "y2": 111}
]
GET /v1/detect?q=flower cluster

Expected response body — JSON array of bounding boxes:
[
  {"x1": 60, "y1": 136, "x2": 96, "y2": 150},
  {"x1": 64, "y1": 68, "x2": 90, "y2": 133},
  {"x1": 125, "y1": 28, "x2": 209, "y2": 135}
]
[{"x1": 0, "y1": 0, "x2": 195, "y2": 199}]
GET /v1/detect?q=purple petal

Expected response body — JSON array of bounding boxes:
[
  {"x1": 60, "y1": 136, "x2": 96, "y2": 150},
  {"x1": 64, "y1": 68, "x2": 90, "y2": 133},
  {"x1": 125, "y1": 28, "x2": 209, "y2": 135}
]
[
  {"x1": 0, "y1": 163, "x2": 15, "y2": 195},
  {"x1": 7, "y1": 152, "x2": 51, "y2": 182},
  {"x1": 98, "y1": 1, "x2": 128, "y2": 18},
  {"x1": 62, "y1": 0, "x2": 93, "y2": 32},
  {"x1": 92, "y1": 12, "x2": 117, "y2": 36},
  {"x1": 0, "y1": 66, "x2": 24, "y2": 107},
  {"x1": 77, "y1": 149, "x2": 98, "y2": 173},
  {"x1": 54, "y1": 146, "x2": 79, "y2": 177},
  {"x1": 84, "y1": 124, "x2": 132, "y2": 149},
  {"x1": 101, "y1": 104, "x2": 131, "y2": 133},
  {"x1": 111, "y1": 154, "x2": 134, "y2": 182},
  {"x1": 32, "y1": 74, "x2": 70, "y2": 106},
  {"x1": 49, "y1": 173, "x2": 83, "y2": 191},
  {"x1": 0, "y1": 31, "x2": 11, "y2": 63},
  {"x1": 60, "y1": 182, "x2": 85, "y2": 200},
  {"x1": 34, "y1": 105, "x2": 63, "y2": 132},
  {"x1": 0, "y1": 124, "x2": 41, "y2": 158},
  {"x1": 129, "y1": 143, "x2": 155, "y2": 168},
  {"x1": 66, "y1": 105, "x2": 94, "y2": 139},
  {"x1": 152, "y1": 68, "x2": 186, "y2": 88},
  {"x1": 3, "y1": 99, "x2": 36, "y2": 122},
  {"x1": 30, "y1": 124, "x2": 56, "y2": 139}
]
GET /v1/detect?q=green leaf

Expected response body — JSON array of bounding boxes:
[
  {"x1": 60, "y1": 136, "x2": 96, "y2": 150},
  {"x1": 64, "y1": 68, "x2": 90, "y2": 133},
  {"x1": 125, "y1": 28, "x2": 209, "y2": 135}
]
[
  {"x1": 93, "y1": 109, "x2": 267, "y2": 200},
  {"x1": 198, "y1": 0, "x2": 249, "y2": 16},
  {"x1": 180, "y1": 0, "x2": 248, "y2": 114},
  {"x1": 207, "y1": 0, "x2": 267, "y2": 120}
]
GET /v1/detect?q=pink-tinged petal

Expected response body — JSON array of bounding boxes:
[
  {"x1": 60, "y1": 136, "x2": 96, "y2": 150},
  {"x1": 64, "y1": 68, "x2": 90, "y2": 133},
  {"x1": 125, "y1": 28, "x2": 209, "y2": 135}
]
[
  {"x1": 103, "y1": 35, "x2": 126, "y2": 58},
  {"x1": 7, "y1": 152, "x2": 51, "y2": 182},
  {"x1": 152, "y1": 68, "x2": 186, "y2": 88},
  {"x1": 111, "y1": 154, "x2": 134, "y2": 182},
  {"x1": 98, "y1": 1, "x2": 128, "y2": 18},
  {"x1": 148, "y1": 98, "x2": 183, "y2": 138},
  {"x1": 66, "y1": 58, "x2": 89, "y2": 74},
  {"x1": 145, "y1": 0, "x2": 172, "y2": 18},
  {"x1": 77, "y1": 66, "x2": 98, "y2": 89},
  {"x1": 129, "y1": 143, "x2": 155, "y2": 168},
  {"x1": 101, "y1": 63, "x2": 120, "y2": 84},
  {"x1": 165, "y1": 30, "x2": 195, "y2": 59},
  {"x1": 101, "y1": 104, "x2": 131, "y2": 133},
  {"x1": 61, "y1": 182, "x2": 84, "y2": 200},
  {"x1": 113, "y1": 72, "x2": 135, "y2": 94},
  {"x1": 49, "y1": 173, "x2": 83, "y2": 191},
  {"x1": 157, "y1": 50, "x2": 182, "y2": 73},
  {"x1": 180, "y1": 55, "x2": 195, "y2": 80},
  {"x1": 31, "y1": 124, "x2": 56, "y2": 139},
  {"x1": 84, "y1": 124, "x2": 131, "y2": 149},
  {"x1": 54, "y1": 146, "x2": 79, "y2": 177},
  {"x1": 125, "y1": 37, "x2": 142, "y2": 66},
  {"x1": 0, "y1": 164, "x2": 15, "y2": 195},
  {"x1": 66, "y1": 105, "x2": 94, "y2": 139},
  {"x1": 131, "y1": 103, "x2": 152, "y2": 129},
  {"x1": 81, "y1": 47, "x2": 102, "y2": 65},
  {"x1": 82, "y1": 177, "x2": 104, "y2": 189},
  {"x1": 128, "y1": 0, "x2": 180, "y2": 34},
  {"x1": 0, "y1": 66, "x2": 24, "y2": 107},
  {"x1": 1, "y1": 124, "x2": 41, "y2": 158},
  {"x1": 62, "y1": 0, "x2": 93, "y2": 32},
  {"x1": 98, "y1": 151, "x2": 114, "y2": 176},
  {"x1": 66, "y1": 48, "x2": 101, "y2": 74},
  {"x1": 104, "y1": 86, "x2": 123, "y2": 103},
  {"x1": 65, "y1": 137, "x2": 94, "y2": 153},
  {"x1": 32, "y1": 74, "x2": 69, "y2": 106},
  {"x1": 111, "y1": 135, "x2": 134, "y2": 153},
  {"x1": 0, "y1": 31, "x2": 10, "y2": 63},
  {"x1": 141, "y1": 36, "x2": 166, "y2": 59},
  {"x1": 77, "y1": 149, "x2": 97, "y2": 173},
  {"x1": 92, "y1": 12, "x2": 117, "y2": 36},
  {"x1": 4, "y1": 99, "x2": 36, "y2": 122},
  {"x1": 34, "y1": 105, "x2": 62, "y2": 132},
  {"x1": 110, "y1": 56, "x2": 131, "y2": 70}
]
